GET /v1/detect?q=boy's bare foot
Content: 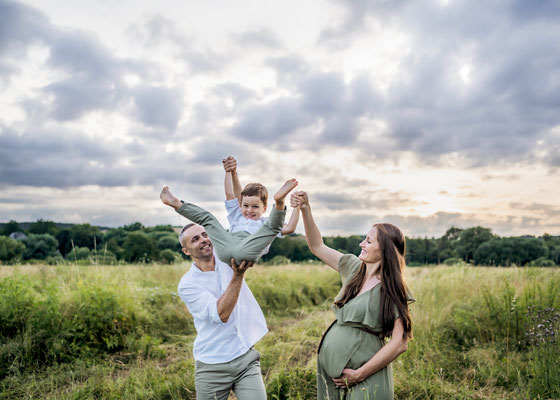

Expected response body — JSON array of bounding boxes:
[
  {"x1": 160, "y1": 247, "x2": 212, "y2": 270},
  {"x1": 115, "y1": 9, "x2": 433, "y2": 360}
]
[
  {"x1": 274, "y1": 179, "x2": 298, "y2": 204},
  {"x1": 160, "y1": 186, "x2": 182, "y2": 210}
]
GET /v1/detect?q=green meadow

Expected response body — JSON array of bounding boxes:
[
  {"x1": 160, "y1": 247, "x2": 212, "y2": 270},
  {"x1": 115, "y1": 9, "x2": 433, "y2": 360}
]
[{"x1": 1, "y1": 263, "x2": 559, "y2": 399}]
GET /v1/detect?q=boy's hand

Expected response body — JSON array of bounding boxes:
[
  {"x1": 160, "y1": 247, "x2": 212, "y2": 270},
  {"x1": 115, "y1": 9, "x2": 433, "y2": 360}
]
[
  {"x1": 231, "y1": 259, "x2": 254, "y2": 276},
  {"x1": 222, "y1": 156, "x2": 237, "y2": 173},
  {"x1": 290, "y1": 191, "x2": 309, "y2": 209}
]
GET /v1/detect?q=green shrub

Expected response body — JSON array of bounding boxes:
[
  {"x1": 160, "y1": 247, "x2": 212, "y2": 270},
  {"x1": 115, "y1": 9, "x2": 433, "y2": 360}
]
[
  {"x1": 156, "y1": 234, "x2": 180, "y2": 252},
  {"x1": 123, "y1": 232, "x2": 158, "y2": 262},
  {"x1": 64, "y1": 285, "x2": 134, "y2": 355},
  {"x1": 0, "y1": 236, "x2": 25, "y2": 262},
  {"x1": 265, "y1": 255, "x2": 291, "y2": 265},
  {"x1": 0, "y1": 276, "x2": 35, "y2": 338},
  {"x1": 45, "y1": 254, "x2": 66, "y2": 265},
  {"x1": 22, "y1": 233, "x2": 59, "y2": 260},
  {"x1": 443, "y1": 257, "x2": 463, "y2": 265},
  {"x1": 527, "y1": 257, "x2": 556, "y2": 267},
  {"x1": 159, "y1": 248, "x2": 180, "y2": 264},
  {"x1": 65, "y1": 246, "x2": 91, "y2": 261},
  {"x1": 93, "y1": 249, "x2": 118, "y2": 264}
]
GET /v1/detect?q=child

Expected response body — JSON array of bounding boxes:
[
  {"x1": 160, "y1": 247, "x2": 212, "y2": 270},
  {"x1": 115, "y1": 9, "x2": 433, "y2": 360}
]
[{"x1": 160, "y1": 157, "x2": 298, "y2": 265}]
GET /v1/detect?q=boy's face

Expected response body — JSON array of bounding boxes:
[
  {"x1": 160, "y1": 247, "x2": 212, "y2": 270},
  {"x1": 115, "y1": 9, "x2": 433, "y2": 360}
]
[{"x1": 241, "y1": 195, "x2": 267, "y2": 220}]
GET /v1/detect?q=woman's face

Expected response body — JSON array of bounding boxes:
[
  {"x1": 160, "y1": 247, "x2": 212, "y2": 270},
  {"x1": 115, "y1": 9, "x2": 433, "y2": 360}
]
[{"x1": 359, "y1": 227, "x2": 381, "y2": 264}]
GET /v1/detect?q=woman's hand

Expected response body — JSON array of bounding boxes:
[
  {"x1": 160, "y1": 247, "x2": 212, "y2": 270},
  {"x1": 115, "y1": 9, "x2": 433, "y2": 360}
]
[
  {"x1": 290, "y1": 191, "x2": 309, "y2": 209},
  {"x1": 332, "y1": 368, "x2": 363, "y2": 388}
]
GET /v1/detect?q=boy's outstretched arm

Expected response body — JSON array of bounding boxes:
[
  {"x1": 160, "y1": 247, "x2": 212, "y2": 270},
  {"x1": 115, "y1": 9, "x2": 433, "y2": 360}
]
[
  {"x1": 224, "y1": 170, "x2": 235, "y2": 200},
  {"x1": 281, "y1": 206, "x2": 300, "y2": 235},
  {"x1": 223, "y1": 156, "x2": 242, "y2": 203}
]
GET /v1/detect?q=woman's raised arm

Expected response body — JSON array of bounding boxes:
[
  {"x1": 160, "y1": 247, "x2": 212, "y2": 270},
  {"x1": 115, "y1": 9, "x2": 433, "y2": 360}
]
[{"x1": 291, "y1": 191, "x2": 342, "y2": 271}]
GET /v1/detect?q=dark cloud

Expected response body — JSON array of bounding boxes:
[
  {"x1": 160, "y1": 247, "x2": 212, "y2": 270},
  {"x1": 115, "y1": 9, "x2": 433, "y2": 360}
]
[
  {"x1": 132, "y1": 85, "x2": 184, "y2": 131},
  {"x1": 311, "y1": 0, "x2": 560, "y2": 166},
  {"x1": 0, "y1": 124, "x2": 214, "y2": 188},
  {"x1": 230, "y1": 98, "x2": 312, "y2": 143},
  {"x1": 0, "y1": 0, "x2": 49, "y2": 56},
  {"x1": 1, "y1": 1, "x2": 184, "y2": 129},
  {"x1": 229, "y1": 70, "x2": 381, "y2": 148}
]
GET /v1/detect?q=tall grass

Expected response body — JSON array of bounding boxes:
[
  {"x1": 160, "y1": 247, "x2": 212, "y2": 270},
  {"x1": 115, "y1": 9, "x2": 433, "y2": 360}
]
[{"x1": 1, "y1": 263, "x2": 559, "y2": 399}]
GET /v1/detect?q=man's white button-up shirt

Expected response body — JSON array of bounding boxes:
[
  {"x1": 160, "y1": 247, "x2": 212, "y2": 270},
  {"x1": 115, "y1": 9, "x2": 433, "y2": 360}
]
[{"x1": 177, "y1": 253, "x2": 268, "y2": 364}]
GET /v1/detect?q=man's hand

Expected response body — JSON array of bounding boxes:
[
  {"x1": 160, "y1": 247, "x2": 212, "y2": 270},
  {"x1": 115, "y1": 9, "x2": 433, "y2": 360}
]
[
  {"x1": 332, "y1": 368, "x2": 363, "y2": 389},
  {"x1": 290, "y1": 191, "x2": 309, "y2": 209},
  {"x1": 222, "y1": 156, "x2": 237, "y2": 173},
  {"x1": 231, "y1": 258, "x2": 254, "y2": 276}
]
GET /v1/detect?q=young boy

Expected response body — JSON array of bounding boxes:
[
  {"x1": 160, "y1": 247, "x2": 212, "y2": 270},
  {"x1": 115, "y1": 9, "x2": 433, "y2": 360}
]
[{"x1": 160, "y1": 157, "x2": 299, "y2": 265}]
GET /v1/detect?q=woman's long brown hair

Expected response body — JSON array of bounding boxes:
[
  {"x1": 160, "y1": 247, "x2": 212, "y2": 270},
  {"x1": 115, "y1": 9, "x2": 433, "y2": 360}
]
[{"x1": 334, "y1": 223, "x2": 413, "y2": 339}]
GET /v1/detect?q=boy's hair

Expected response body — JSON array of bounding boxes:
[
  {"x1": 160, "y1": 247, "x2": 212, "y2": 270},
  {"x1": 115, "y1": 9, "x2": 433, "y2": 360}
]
[{"x1": 241, "y1": 183, "x2": 268, "y2": 205}]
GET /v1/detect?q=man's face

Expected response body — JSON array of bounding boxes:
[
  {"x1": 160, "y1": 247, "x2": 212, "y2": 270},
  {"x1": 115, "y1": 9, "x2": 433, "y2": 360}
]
[
  {"x1": 181, "y1": 225, "x2": 213, "y2": 259},
  {"x1": 241, "y1": 195, "x2": 267, "y2": 220}
]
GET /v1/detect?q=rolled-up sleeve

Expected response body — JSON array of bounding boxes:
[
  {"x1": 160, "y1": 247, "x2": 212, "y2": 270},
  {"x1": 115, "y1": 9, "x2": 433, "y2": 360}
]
[
  {"x1": 178, "y1": 282, "x2": 223, "y2": 324},
  {"x1": 225, "y1": 199, "x2": 242, "y2": 227}
]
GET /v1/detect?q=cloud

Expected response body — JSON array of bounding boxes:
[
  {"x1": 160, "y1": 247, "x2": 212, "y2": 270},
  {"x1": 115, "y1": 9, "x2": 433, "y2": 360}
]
[
  {"x1": 233, "y1": 28, "x2": 283, "y2": 49},
  {"x1": 132, "y1": 85, "x2": 184, "y2": 131},
  {"x1": 0, "y1": 124, "x2": 221, "y2": 188},
  {"x1": 311, "y1": 0, "x2": 560, "y2": 167}
]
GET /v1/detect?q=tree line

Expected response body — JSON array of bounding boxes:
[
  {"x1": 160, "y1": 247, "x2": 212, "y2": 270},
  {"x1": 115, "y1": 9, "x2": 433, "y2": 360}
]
[{"x1": 1, "y1": 220, "x2": 559, "y2": 266}]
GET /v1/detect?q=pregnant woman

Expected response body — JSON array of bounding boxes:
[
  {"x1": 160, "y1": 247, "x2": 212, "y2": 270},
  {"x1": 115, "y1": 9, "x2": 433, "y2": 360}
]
[{"x1": 291, "y1": 191, "x2": 414, "y2": 400}]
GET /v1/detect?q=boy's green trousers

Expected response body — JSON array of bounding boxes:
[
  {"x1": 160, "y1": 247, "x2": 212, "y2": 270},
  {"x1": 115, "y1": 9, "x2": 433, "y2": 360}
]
[{"x1": 176, "y1": 201, "x2": 286, "y2": 264}]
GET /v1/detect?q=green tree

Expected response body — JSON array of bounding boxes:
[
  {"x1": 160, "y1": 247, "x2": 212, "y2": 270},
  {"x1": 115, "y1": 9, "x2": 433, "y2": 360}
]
[
  {"x1": 0, "y1": 236, "x2": 26, "y2": 262},
  {"x1": 55, "y1": 229, "x2": 71, "y2": 256},
  {"x1": 122, "y1": 232, "x2": 158, "y2": 262},
  {"x1": 123, "y1": 222, "x2": 144, "y2": 232},
  {"x1": 2, "y1": 220, "x2": 22, "y2": 236},
  {"x1": 67, "y1": 224, "x2": 101, "y2": 253},
  {"x1": 456, "y1": 227, "x2": 494, "y2": 262},
  {"x1": 28, "y1": 219, "x2": 59, "y2": 236},
  {"x1": 22, "y1": 234, "x2": 59, "y2": 260},
  {"x1": 145, "y1": 225, "x2": 175, "y2": 234},
  {"x1": 156, "y1": 234, "x2": 181, "y2": 252}
]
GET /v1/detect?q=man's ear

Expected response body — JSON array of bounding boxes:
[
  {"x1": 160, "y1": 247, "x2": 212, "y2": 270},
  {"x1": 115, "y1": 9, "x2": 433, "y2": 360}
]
[{"x1": 182, "y1": 248, "x2": 191, "y2": 257}]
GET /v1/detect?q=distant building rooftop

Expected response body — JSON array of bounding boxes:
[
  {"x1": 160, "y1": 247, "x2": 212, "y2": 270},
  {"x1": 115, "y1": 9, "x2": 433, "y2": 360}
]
[{"x1": 9, "y1": 232, "x2": 27, "y2": 240}]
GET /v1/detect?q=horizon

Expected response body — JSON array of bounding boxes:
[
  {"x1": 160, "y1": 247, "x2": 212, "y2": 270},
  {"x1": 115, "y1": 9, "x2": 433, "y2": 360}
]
[{"x1": 2, "y1": 219, "x2": 558, "y2": 240}]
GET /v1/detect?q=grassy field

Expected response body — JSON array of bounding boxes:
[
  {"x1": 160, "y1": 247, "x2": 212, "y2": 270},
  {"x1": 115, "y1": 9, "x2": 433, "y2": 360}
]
[{"x1": 1, "y1": 263, "x2": 559, "y2": 399}]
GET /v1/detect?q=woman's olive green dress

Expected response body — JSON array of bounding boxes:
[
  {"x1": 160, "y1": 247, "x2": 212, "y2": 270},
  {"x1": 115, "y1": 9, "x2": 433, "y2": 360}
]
[{"x1": 317, "y1": 254, "x2": 413, "y2": 400}]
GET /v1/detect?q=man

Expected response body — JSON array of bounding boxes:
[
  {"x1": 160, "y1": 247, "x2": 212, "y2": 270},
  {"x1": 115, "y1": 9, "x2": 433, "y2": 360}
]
[{"x1": 177, "y1": 222, "x2": 268, "y2": 400}]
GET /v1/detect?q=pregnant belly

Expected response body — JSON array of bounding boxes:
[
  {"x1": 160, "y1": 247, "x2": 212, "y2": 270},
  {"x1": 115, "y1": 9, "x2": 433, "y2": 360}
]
[{"x1": 318, "y1": 324, "x2": 384, "y2": 378}]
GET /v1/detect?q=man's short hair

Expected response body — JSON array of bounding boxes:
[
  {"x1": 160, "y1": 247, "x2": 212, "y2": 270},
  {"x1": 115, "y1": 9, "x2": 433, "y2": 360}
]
[
  {"x1": 241, "y1": 183, "x2": 268, "y2": 205},
  {"x1": 179, "y1": 223, "x2": 196, "y2": 247}
]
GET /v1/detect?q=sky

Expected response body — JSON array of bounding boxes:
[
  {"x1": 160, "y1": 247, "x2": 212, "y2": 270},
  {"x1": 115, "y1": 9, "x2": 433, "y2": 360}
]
[{"x1": 0, "y1": 0, "x2": 559, "y2": 237}]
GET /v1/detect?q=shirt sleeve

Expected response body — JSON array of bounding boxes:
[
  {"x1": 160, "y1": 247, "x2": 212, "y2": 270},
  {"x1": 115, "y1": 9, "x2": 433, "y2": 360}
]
[
  {"x1": 178, "y1": 281, "x2": 223, "y2": 324},
  {"x1": 225, "y1": 199, "x2": 242, "y2": 228},
  {"x1": 337, "y1": 253, "x2": 362, "y2": 285}
]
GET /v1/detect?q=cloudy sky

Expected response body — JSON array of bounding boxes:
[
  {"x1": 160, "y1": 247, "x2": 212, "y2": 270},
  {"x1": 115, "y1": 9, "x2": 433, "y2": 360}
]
[{"x1": 1, "y1": 0, "x2": 559, "y2": 237}]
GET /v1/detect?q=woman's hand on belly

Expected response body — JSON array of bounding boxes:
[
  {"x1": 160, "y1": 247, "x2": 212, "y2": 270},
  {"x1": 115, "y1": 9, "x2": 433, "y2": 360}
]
[{"x1": 332, "y1": 368, "x2": 364, "y2": 388}]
